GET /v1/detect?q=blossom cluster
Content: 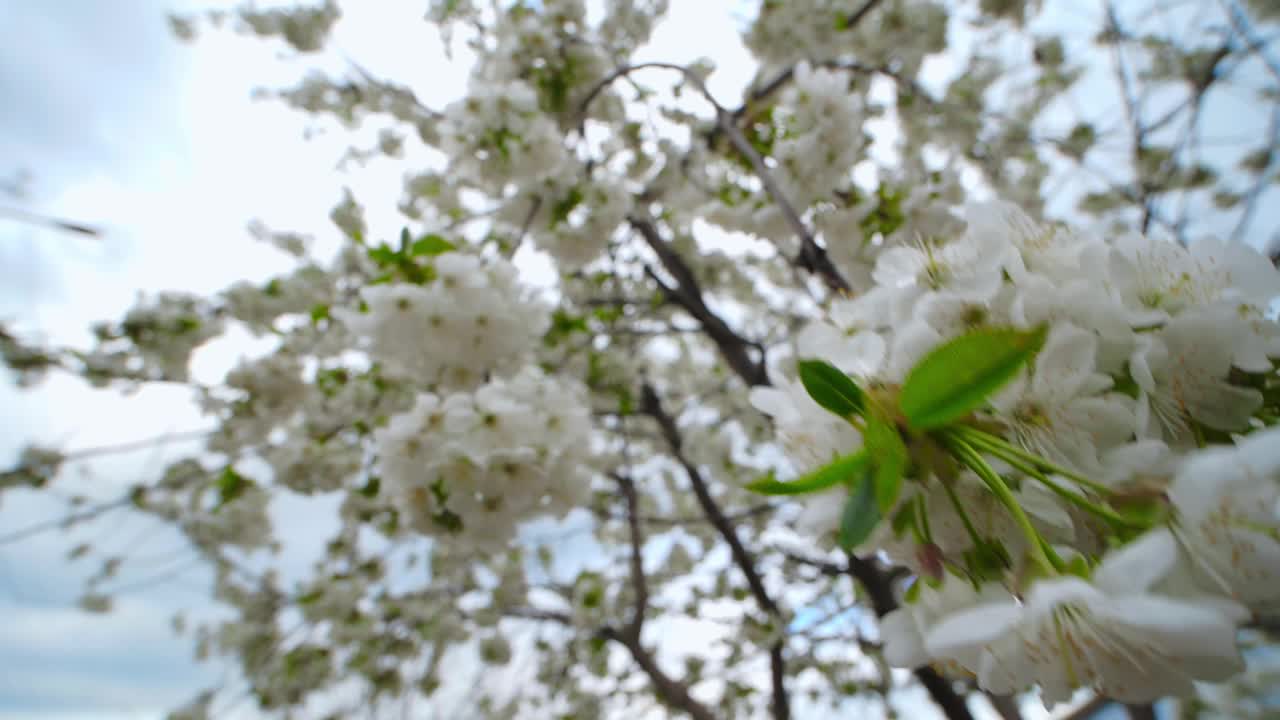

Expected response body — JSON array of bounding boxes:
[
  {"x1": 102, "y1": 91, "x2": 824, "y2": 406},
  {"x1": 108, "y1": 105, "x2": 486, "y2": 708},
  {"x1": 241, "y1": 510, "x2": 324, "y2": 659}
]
[
  {"x1": 336, "y1": 251, "x2": 550, "y2": 389},
  {"x1": 751, "y1": 201, "x2": 1280, "y2": 704},
  {"x1": 438, "y1": 80, "x2": 571, "y2": 194},
  {"x1": 772, "y1": 63, "x2": 869, "y2": 209},
  {"x1": 374, "y1": 365, "x2": 593, "y2": 552}
]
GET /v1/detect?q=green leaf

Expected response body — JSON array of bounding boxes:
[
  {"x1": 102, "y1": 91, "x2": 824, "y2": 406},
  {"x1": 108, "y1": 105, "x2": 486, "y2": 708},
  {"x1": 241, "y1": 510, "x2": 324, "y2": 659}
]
[
  {"x1": 838, "y1": 471, "x2": 880, "y2": 550},
  {"x1": 367, "y1": 244, "x2": 399, "y2": 267},
  {"x1": 797, "y1": 359, "x2": 865, "y2": 419},
  {"x1": 409, "y1": 234, "x2": 456, "y2": 257},
  {"x1": 745, "y1": 451, "x2": 870, "y2": 495},
  {"x1": 215, "y1": 467, "x2": 251, "y2": 510},
  {"x1": 864, "y1": 415, "x2": 906, "y2": 513},
  {"x1": 890, "y1": 498, "x2": 917, "y2": 538},
  {"x1": 899, "y1": 325, "x2": 1049, "y2": 430}
]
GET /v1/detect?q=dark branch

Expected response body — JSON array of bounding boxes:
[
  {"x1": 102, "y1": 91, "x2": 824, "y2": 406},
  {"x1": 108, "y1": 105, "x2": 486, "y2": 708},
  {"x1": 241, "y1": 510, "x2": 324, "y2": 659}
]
[
  {"x1": 614, "y1": 472, "x2": 650, "y2": 636},
  {"x1": 592, "y1": 501, "x2": 779, "y2": 527},
  {"x1": 599, "y1": 626, "x2": 720, "y2": 720},
  {"x1": 630, "y1": 216, "x2": 770, "y2": 387},
  {"x1": 709, "y1": 107, "x2": 850, "y2": 294},
  {"x1": 845, "y1": 555, "x2": 975, "y2": 720},
  {"x1": 1124, "y1": 704, "x2": 1156, "y2": 720},
  {"x1": 0, "y1": 205, "x2": 102, "y2": 238},
  {"x1": 841, "y1": 0, "x2": 885, "y2": 31},
  {"x1": 639, "y1": 382, "x2": 790, "y2": 720}
]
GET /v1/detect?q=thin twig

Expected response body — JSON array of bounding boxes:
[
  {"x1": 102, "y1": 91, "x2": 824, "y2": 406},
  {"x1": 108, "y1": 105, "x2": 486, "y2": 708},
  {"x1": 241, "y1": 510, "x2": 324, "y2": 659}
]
[
  {"x1": 630, "y1": 215, "x2": 769, "y2": 386},
  {"x1": 0, "y1": 205, "x2": 101, "y2": 237},
  {"x1": 639, "y1": 383, "x2": 790, "y2": 720}
]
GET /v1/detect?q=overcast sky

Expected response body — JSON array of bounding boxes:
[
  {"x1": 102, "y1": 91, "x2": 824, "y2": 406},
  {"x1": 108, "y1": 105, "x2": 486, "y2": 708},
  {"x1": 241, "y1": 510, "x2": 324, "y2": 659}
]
[{"x1": 0, "y1": 1, "x2": 1269, "y2": 718}]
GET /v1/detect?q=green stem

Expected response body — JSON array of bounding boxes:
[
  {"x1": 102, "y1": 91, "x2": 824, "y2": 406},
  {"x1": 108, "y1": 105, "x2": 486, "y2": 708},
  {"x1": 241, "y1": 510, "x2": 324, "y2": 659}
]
[
  {"x1": 945, "y1": 434, "x2": 1061, "y2": 576},
  {"x1": 915, "y1": 494, "x2": 933, "y2": 545},
  {"x1": 954, "y1": 426, "x2": 1113, "y2": 496},
  {"x1": 939, "y1": 478, "x2": 985, "y2": 549},
  {"x1": 966, "y1": 437, "x2": 1146, "y2": 530}
]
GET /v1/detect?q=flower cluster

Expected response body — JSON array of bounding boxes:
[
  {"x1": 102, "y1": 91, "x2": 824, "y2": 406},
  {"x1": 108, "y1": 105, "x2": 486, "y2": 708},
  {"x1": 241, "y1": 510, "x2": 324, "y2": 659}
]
[
  {"x1": 772, "y1": 63, "x2": 870, "y2": 209},
  {"x1": 336, "y1": 251, "x2": 550, "y2": 389},
  {"x1": 438, "y1": 80, "x2": 571, "y2": 193},
  {"x1": 705, "y1": 63, "x2": 869, "y2": 246},
  {"x1": 751, "y1": 201, "x2": 1280, "y2": 704},
  {"x1": 374, "y1": 365, "x2": 593, "y2": 552}
]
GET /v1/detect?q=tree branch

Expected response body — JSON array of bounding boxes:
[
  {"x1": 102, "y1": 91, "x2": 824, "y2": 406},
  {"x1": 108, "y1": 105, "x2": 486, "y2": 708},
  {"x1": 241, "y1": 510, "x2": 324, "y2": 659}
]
[
  {"x1": 841, "y1": 0, "x2": 886, "y2": 30},
  {"x1": 599, "y1": 626, "x2": 720, "y2": 720},
  {"x1": 1124, "y1": 704, "x2": 1156, "y2": 720},
  {"x1": 582, "y1": 61, "x2": 852, "y2": 294},
  {"x1": 639, "y1": 383, "x2": 790, "y2": 720},
  {"x1": 845, "y1": 555, "x2": 975, "y2": 720},
  {"x1": 614, "y1": 472, "x2": 650, "y2": 636},
  {"x1": 630, "y1": 215, "x2": 770, "y2": 387},
  {"x1": 710, "y1": 106, "x2": 850, "y2": 294}
]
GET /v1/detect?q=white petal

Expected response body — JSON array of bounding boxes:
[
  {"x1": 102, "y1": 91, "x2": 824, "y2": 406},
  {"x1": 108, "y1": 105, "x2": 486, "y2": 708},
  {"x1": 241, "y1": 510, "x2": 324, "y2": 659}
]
[
  {"x1": 1098, "y1": 595, "x2": 1244, "y2": 683},
  {"x1": 874, "y1": 247, "x2": 926, "y2": 289},
  {"x1": 925, "y1": 602, "x2": 1022, "y2": 658},
  {"x1": 881, "y1": 608, "x2": 927, "y2": 668},
  {"x1": 1091, "y1": 528, "x2": 1176, "y2": 594}
]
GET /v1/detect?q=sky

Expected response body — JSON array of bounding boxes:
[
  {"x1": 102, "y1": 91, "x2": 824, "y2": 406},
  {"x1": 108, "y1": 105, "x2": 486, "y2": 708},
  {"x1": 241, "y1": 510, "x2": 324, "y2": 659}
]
[{"x1": 0, "y1": 1, "x2": 1271, "y2": 719}]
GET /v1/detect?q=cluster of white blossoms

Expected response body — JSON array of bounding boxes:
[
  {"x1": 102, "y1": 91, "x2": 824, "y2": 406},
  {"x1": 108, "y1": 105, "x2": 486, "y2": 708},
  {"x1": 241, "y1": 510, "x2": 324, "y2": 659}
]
[
  {"x1": 706, "y1": 62, "x2": 869, "y2": 245},
  {"x1": 336, "y1": 251, "x2": 550, "y2": 389},
  {"x1": 374, "y1": 365, "x2": 593, "y2": 552},
  {"x1": 751, "y1": 201, "x2": 1280, "y2": 704},
  {"x1": 772, "y1": 63, "x2": 869, "y2": 209},
  {"x1": 438, "y1": 80, "x2": 571, "y2": 194}
]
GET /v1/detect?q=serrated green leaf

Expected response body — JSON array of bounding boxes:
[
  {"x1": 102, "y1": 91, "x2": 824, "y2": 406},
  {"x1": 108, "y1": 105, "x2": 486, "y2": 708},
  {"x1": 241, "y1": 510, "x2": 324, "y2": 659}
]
[
  {"x1": 409, "y1": 234, "x2": 456, "y2": 257},
  {"x1": 838, "y1": 470, "x2": 880, "y2": 550},
  {"x1": 900, "y1": 325, "x2": 1049, "y2": 430},
  {"x1": 745, "y1": 451, "x2": 870, "y2": 495},
  {"x1": 797, "y1": 359, "x2": 865, "y2": 419},
  {"x1": 864, "y1": 415, "x2": 906, "y2": 513}
]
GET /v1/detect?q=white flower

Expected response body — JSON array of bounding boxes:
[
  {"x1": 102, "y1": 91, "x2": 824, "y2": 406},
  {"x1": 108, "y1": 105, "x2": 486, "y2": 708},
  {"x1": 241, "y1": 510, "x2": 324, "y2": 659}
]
[
  {"x1": 1008, "y1": 273, "x2": 1133, "y2": 372},
  {"x1": 749, "y1": 374, "x2": 862, "y2": 470},
  {"x1": 1107, "y1": 234, "x2": 1280, "y2": 323},
  {"x1": 989, "y1": 324, "x2": 1134, "y2": 474},
  {"x1": 1130, "y1": 312, "x2": 1263, "y2": 444},
  {"x1": 882, "y1": 579, "x2": 1008, "y2": 670},
  {"x1": 439, "y1": 80, "x2": 571, "y2": 191},
  {"x1": 771, "y1": 63, "x2": 867, "y2": 206},
  {"x1": 926, "y1": 531, "x2": 1246, "y2": 704},
  {"x1": 336, "y1": 252, "x2": 550, "y2": 389},
  {"x1": 1168, "y1": 425, "x2": 1280, "y2": 612},
  {"x1": 375, "y1": 366, "x2": 593, "y2": 552},
  {"x1": 1097, "y1": 440, "x2": 1178, "y2": 489},
  {"x1": 966, "y1": 200, "x2": 1090, "y2": 284},
  {"x1": 796, "y1": 321, "x2": 886, "y2": 379},
  {"x1": 871, "y1": 229, "x2": 1007, "y2": 325}
]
